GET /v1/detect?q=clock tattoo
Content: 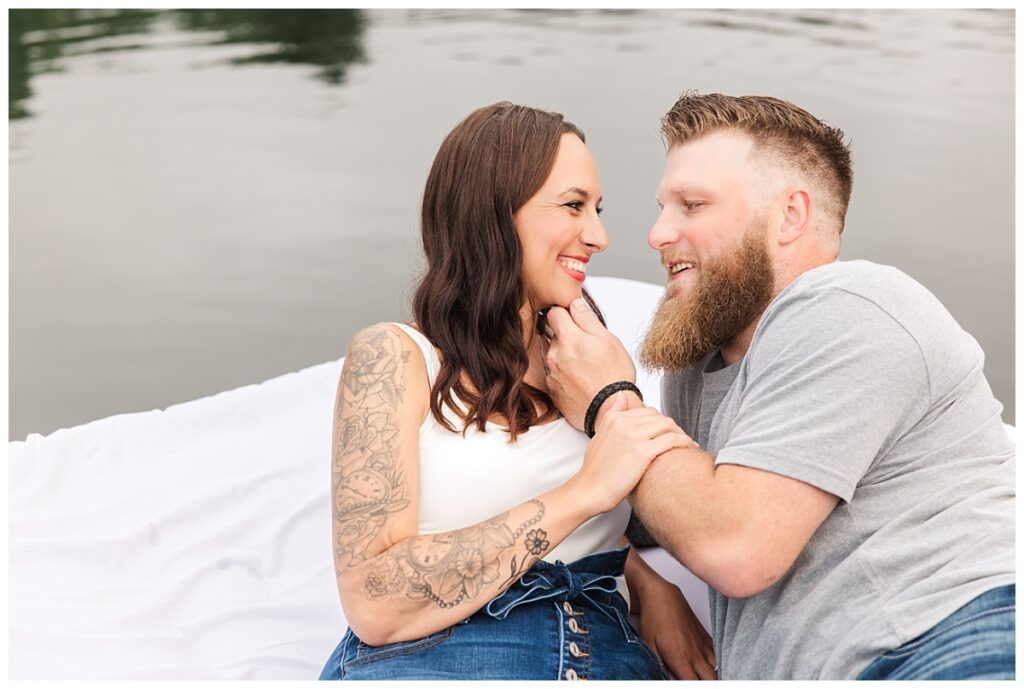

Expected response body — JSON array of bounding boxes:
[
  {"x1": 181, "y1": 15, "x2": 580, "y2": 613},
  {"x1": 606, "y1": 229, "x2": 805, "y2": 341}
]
[
  {"x1": 337, "y1": 468, "x2": 391, "y2": 514},
  {"x1": 331, "y1": 326, "x2": 411, "y2": 573},
  {"x1": 407, "y1": 532, "x2": 460, "y2": 571},
  {"x1": 331, "y1": 327, "x2": 557, "y2": 613}
]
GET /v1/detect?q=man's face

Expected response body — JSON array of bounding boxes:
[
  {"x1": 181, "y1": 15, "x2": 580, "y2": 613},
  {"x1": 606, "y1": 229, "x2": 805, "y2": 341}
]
[
  {"x1": 649, "y1": 129, "x2": 767, "y2": 294},
  {"x1": 639, "y1": 130, "x2": 777, "y2": 371}
]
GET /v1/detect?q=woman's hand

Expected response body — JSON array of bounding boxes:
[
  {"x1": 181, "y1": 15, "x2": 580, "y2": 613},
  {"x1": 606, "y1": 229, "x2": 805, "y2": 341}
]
[
  {"x1": 572, "y1": 392, "x2": 697, "y2": 514},
  {"x1": 637, "y1": 578, "x2": 717, "y2": 680}
]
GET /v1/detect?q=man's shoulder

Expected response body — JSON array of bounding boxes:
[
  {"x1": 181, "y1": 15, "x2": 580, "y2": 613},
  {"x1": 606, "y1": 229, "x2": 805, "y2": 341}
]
[
  {"x1": 769, "y1": 260, "x2": 942, "y2": 324},
  {"x1": 787, "y1": 259, "x2": 921, "y2": 298},
  {"x1": 755, "y1": 259, "x2": 975, "y2": 372}
]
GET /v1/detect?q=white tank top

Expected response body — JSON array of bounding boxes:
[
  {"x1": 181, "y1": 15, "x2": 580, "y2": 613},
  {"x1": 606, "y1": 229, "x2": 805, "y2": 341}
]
[{"x1": 392, "y1": 323, "x2": 632, "y2": 571}]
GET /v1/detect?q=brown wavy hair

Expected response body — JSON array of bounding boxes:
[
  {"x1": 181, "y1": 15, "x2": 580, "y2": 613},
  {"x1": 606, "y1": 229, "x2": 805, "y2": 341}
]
[{"x1": 413, "y1": 101, "x2": 602, "y2": 442}]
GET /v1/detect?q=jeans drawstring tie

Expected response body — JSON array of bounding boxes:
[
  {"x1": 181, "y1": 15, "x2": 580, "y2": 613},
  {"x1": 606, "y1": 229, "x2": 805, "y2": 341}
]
[{"x1": 484, "y1": 545, "x2": 629, "y2": 623}]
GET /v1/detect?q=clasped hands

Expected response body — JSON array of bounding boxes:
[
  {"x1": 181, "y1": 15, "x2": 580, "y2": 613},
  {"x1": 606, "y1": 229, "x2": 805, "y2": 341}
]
[{"x1": 542, "y1": 297, "x2": 715, "y2": 680}]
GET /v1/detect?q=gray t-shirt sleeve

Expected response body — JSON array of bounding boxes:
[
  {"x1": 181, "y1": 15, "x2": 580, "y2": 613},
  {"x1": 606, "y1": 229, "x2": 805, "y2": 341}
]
[{"x1": 714, "y1": 287, "x2": 930, "y2": 502}]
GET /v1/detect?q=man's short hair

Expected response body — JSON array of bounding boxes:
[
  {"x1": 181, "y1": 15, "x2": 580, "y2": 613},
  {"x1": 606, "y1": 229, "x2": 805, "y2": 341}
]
[{"x1": 661, "y1": 92, "x2": 853, "y2": 232}]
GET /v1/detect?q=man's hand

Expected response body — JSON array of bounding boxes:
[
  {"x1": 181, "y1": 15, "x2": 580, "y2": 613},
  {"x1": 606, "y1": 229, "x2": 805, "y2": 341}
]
[
  {"x1": 638, "y1": 579, "x2": 717, "y2": 680},
  {"x1": 625, "y1": 542, "x2": 717, "y2": 680},
  {"x1": 543, "y1": 297, "x2": 638, "y2": 430}
]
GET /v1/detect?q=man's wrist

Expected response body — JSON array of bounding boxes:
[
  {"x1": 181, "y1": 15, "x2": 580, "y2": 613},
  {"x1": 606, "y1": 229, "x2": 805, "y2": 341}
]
[
  {"x1": 584, "y1": 381, "x2": 643, "y2": 437},
  {"x1": 593, "y1": 389, "x2": 642, "y2": 430},
  {"x1": 624, "y1": 547, "x2": 672, "y2": 600}
]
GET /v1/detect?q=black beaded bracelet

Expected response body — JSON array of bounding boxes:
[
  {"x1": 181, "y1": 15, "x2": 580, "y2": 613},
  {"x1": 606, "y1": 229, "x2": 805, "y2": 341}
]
[{"x1": 584, "y1": 381, "x2": 643, "y2": 438}]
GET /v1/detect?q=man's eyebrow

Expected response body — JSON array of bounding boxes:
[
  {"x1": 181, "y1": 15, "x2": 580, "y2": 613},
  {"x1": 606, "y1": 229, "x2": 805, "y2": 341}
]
[
  {"x1": 669, "y1": 184, "x2": 713, "y2": 197},
  {"x1": 656, "y1": 184, "x2": 714, "y2": 203}
]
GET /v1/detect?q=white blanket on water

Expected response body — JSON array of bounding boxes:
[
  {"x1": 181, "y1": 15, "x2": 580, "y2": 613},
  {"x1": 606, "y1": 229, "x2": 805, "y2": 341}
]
[{"x1": 10, "y1": 276, "x2": 715, "y2": 680}]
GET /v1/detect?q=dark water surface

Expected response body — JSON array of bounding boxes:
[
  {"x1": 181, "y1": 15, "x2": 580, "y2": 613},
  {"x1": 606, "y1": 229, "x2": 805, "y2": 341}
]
[{"x1": 9, "y1": 8, "x2": 1014, "y2": 439}]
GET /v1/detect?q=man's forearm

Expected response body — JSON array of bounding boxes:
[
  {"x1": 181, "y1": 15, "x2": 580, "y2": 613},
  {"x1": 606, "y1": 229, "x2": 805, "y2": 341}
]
[
  {"x1": 632, "y1": 445, "x2": 838, "y2": 598},
  {"x1": 622, "y1": 535, "x2": 671, "y2": 617},
  {"x1": 630, "y1": 447, "x2": 757, "y2": 596},
  {"x1": 600, "y1": 396, "x2": 736, "y2": 587},
  {"x1": 633, "y1": 447, "x2": 715, "y2": 554}
]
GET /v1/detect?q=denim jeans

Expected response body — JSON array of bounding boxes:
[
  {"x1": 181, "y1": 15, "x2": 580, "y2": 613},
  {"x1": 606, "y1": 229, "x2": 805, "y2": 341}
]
[
  {"x1": 318, "y1": 546, "x2": 666, "y2": 680},
  {"x1": 858, "y1": 584, "x2": 1015, "y2": 680}
]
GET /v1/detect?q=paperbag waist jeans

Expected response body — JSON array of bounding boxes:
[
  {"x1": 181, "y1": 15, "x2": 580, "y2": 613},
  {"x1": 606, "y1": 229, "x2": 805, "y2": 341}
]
[{"x1": 318, "y1": 546, "x2": 666, "y2": 680}]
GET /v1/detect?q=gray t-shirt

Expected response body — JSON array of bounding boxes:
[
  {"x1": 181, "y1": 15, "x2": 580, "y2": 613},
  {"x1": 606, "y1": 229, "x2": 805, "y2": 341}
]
[{"x1": 662, "y1": 260, "x2": 1015, "y2": 679}]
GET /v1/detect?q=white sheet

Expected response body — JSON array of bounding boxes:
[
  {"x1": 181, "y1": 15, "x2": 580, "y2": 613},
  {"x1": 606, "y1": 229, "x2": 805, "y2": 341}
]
[
  {"x1": 9, "y1": 276, "x2": 716, "y2": 679},
  {"x1": 11, "y1": 274, "x2": 1016, "y2": 679}
]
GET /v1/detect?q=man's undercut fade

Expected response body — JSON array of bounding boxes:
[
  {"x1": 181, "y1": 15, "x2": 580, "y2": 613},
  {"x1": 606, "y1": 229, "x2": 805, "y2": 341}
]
[{"x1": 661, "y1": 91, "x2": 854, "y2": 232}]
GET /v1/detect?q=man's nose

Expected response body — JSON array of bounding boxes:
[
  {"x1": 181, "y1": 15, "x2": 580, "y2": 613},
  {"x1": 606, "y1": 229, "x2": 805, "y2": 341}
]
[{"x1": 647, "y1": 210, "x2": 680, "y2": 251}]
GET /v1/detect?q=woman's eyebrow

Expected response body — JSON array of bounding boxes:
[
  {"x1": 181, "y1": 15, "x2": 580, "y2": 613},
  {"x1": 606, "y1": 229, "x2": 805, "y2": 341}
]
[
  {"x1": 559, "y1": 186, "x2": 591, "y2": 199},
  {"x1": 558, "y1": 187, "x2": 603, "y2": 204}
]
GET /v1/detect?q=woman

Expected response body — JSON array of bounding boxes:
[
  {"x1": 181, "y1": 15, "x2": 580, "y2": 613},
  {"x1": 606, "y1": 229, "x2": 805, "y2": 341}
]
[{"x1": 320, "y1": 102, "x2": 715, "y2": 680}]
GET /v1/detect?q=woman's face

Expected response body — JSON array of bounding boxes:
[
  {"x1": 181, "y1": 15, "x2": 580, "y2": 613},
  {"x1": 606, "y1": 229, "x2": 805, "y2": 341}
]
[{"x1": 514, "y1": 133, "x2": 608, "y2": 310}]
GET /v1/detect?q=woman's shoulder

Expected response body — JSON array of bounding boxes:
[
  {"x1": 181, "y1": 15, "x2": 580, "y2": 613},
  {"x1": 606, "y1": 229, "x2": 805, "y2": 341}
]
[
  {"x1": 346, "y1": 321, "x2": 428, "y2": 367},
  {"x1": 347, "y1": 321, "x2": 417, "y2": 342},
  {"x1": 343, "y1": 322, "x2": 432, "y2": 399}
]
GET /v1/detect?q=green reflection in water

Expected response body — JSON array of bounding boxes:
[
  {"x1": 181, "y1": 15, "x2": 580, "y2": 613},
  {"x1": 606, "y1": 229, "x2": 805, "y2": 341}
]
[
  {"x1": 8, "y1": 8, "x2": 367, "y2": 119},
  {"x1": 173, "y1": 9, "x2": 367, "y2": 85},
  {"x1": 9, "y1": 8, "x2": 157, "y2": 119}
]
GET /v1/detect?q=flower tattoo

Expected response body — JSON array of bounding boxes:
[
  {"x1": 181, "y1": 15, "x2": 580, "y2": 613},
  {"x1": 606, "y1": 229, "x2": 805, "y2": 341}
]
[{"x1": 524, "y1": 529, "x2": 550, "y2": 556}]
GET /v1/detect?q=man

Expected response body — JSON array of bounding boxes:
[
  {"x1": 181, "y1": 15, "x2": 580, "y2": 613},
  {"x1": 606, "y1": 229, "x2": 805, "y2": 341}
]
[{"x1": 542, "y1": 92, "x2": 1015, "y2": 680}]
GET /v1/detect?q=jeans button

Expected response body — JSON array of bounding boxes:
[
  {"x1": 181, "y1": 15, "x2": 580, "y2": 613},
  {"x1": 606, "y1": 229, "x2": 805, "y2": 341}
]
[
  {"x1": 569, "y1": 641, "x2": 590, "y2": 658},
  {"x1": 568, "y1": 618, "x2": 589, "y2": 634},
  {"x1": 565, "y1": 668, "x2": 582, "y2": 680}
]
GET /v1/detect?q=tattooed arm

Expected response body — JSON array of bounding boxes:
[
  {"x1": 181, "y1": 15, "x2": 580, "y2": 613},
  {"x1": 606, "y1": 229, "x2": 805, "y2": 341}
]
[{"x1": 331, "y1": 324, "x2": 695, "y2": 646}]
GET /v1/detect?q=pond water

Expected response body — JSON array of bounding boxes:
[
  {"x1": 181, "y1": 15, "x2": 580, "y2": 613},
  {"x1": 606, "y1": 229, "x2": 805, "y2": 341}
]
[{"x1": 9, "y1": 8, "x2": 1015, "y2": 440}]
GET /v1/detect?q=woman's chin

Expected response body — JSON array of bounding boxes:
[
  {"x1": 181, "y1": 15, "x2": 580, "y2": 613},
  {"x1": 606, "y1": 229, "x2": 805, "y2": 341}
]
[
  {"x1": 530, "y1": 287, "x2": 582, "y2": 313},
  {"x1": 554, "y1": 287, "x2": 583, "y2": 309}
]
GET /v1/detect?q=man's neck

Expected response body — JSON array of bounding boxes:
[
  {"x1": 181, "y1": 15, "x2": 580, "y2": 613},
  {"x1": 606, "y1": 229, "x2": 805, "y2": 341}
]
[
  {"x1": 720, "y1": 311, "x2": 765, "y2": 366},
  {"x1": 718, "y1": 266, "x2": 812, "y2": 366}
]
